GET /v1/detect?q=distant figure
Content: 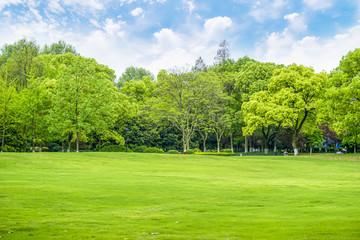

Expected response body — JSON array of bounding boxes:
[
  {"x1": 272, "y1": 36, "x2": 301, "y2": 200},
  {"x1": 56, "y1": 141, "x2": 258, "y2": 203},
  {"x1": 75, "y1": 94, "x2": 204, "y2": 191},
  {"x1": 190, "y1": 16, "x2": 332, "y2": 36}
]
[{"x1": 284, "y1": 151, "x2": 288, "y2": 156}]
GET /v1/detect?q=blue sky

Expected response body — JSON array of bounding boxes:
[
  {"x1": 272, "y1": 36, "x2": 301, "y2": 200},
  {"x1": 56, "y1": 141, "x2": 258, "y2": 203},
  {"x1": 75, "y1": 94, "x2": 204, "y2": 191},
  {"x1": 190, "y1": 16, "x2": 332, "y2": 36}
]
[{"x1": 0, "y1": 0, "x2": 359, "y2": 77}]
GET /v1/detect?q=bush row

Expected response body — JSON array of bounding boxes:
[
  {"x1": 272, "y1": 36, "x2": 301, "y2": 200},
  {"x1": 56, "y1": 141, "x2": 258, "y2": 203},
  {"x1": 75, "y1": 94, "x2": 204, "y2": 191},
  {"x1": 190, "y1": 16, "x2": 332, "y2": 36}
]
[
  {"x1": 194, "y1": 152, "x2": 235, "y2": 156},
  {"x1": 98, "y1": 145, "x2": 235, "y2": 155}
]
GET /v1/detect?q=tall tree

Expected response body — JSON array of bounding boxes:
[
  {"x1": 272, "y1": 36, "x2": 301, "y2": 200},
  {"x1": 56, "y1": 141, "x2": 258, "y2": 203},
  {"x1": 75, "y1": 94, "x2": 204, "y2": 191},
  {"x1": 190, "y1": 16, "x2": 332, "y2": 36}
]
[
  {"x1": 0, "y1": 65, "x2": 19, "y2": 151},
  {"x1": 0, "y1": 38, "x2": 40, "y2": 89},
  {"x1": 234, "y1": 61, "x2": 281, "y2": 152},
  {"x1": 214, "y1": 40, "x2": 230, "y2": 64},
  {"x1": 267, "y1": 64, "x2": 326, "y2": 155},
  {"x1": 242, "y1": 91, "x2": 285, "y2": 154},
  {"x1": 49, "y1": 53, "x2": 119, "y2": 152},
  {"x1": 19, "y1": 73, "x2": 52, "y2": 152},
  {"x1": 320, "y1": 49, "x2": 360, "y2": 153},
  {"x1": 117, "y1": 66, "x2": 154, "y2": 89},
  {"x1": 193, "y1": 56, "x2": 207, "y2": 72},
  {"x1": 41, "y1": 40, "x2": 78, "y2": 56},
  {"x1": 155, "y1": 70, "x2": 216, "y2": 152}
]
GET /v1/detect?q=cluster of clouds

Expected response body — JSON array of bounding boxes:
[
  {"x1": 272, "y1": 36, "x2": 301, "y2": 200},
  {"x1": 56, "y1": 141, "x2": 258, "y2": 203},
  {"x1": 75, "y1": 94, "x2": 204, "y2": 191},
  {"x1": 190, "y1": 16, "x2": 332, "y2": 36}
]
[
  {"x1": 256, "y1": 0, "x2": 360, "y2": 72},
  {"x1": 0, "y1": 0, "x2": 359, "y2": 76}
]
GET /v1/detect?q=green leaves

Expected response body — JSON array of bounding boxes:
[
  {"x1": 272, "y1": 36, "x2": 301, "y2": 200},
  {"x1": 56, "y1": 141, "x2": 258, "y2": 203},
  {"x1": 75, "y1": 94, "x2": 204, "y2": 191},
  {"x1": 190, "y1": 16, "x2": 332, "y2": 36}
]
[{"x1": 48, "y1": 54, "x2": 120, "y2": 151}]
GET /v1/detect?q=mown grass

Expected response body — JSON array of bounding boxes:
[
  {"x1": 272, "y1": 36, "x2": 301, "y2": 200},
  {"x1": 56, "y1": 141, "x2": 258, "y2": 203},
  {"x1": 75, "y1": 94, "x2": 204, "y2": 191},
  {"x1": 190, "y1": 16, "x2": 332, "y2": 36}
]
[{"x1": 0, "y1": 153, "x2": 359, "y2": 239}]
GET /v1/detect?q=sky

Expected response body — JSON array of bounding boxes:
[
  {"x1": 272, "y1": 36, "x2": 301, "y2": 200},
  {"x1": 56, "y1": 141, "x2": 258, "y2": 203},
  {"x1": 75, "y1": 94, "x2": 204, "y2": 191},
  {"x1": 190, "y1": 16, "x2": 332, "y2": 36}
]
[{"x1": 0, "y1": 0, "x2": 359, "y2": 77}]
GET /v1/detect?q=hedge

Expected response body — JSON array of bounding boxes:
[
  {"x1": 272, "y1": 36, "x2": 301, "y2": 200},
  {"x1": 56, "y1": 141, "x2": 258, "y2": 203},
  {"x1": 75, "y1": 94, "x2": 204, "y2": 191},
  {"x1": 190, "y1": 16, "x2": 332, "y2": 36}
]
[
  {"x1": 167, "y1": 150, "x2": 179, "y2": 154},
  {"x1": 143, "y1": 147, "x2": 164, "y2": 153},
  {"x1": 194, "y1": 152, "x2": 235, "y2": 156},
  {"x1": 100, "y1": 145, "x2": 132, "y2": 152}
]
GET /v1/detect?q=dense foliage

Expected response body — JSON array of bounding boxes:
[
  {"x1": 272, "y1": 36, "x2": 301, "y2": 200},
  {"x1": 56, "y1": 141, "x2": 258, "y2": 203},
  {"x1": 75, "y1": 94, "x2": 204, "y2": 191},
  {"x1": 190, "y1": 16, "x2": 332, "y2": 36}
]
[{"x1": 1, "y1": 38, "x2": 359, "y2": 154}]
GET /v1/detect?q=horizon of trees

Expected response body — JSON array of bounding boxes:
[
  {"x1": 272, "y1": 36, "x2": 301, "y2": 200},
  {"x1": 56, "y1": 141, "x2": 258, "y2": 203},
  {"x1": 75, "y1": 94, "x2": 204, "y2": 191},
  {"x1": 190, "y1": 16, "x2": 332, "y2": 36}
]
[{"x1": 1, "y1": 38, "x2": 359, "y2": 155}]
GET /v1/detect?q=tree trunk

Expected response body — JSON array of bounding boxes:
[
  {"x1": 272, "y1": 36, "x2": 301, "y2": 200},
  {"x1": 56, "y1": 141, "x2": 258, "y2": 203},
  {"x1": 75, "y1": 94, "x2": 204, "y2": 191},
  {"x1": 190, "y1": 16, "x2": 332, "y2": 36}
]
[
  {"x1": 31, "y1": 125, "x2": 35, "y2": 153},
  {"x1": 292, "y1": 133, "x2": 299, "y2": 156},
  {"x1": 182, "y1": 133, "x2": 186, "y2": 152},
  {"x1": 262, "y1": 139, "x2": 266, "y2": 153},
  {"x1": 355, "y1": 133, "x2": 358, "y2": 153},
  {"x1": 76, "y1": 131, "x2": 80, "y2": 152},
  {"x1": 310, "y1": 146, "x2": 313, "y2": 155},
  {"x1": 67, "y1": 133, "x2": 71, "y2": 152},
  {"x1": 186, "y1": 137, "x2": 190, "y2": 151},
  {"x1": 1, "y1": 125, "x2": 5, "y2": 152},
  {"x1": 244, "y1": 136, "x2": 248, "y2": 153},
  {"x1": 273, "y1": 140, "x2": 277, "y2": 153},
  {"x1": 230, "y1": 133, "x2": 234, "y2": 153},
  {"x1": 249, "y1": 135, "x2": 254, "y2": 152},
  {"x1": 203, "y1": 138, "x2": 206, "y2": 152},
  {"x1": 62, "y1": 141, "x2": 64, "y2": 152},
  {"x1": 216, "y1": 133, "x2": 222, "y2": 153}
]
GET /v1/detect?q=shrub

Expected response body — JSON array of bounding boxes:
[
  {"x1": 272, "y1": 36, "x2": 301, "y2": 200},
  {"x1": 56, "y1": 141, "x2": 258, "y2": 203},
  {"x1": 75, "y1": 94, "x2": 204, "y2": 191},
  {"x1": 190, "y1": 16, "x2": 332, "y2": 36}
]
[
  {"x1": 143, "y1": 147, "x2": 164, "y2": 153},
  {"x1": 187, "y1": 148, "x2": 201, "y2": 154},
  {"x1": 52, "y1": 145, "x2": 62, "y2": 152},
  {"x1": 167, "y1": 150, "x2": 179, "y2": 154},
  {"x1": 2, "y1": 145, "x2": 16, "y2": 152},
  {"x1": 194, "y1": 152, "x2": 235, "y2": 156},
  {"x1": 100, "y1": 145, "x2": 132, "y2": 152},
  {"x1": 221, "y1": 149, "x2": 233, "y2": 153},
  {"x1": 133, "y1": 145, "x2": 147, "y2": 153},
  {"x1": 48, "y1": 142, "x2": 60, "y2": 152}
]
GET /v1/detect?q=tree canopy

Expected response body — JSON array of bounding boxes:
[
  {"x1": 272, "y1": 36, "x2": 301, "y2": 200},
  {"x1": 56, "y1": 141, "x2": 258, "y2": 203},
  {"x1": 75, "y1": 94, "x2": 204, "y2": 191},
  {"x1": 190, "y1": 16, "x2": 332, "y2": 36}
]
[{"x1": 0, "y1": 38, "x2": 359, "y2": 154}]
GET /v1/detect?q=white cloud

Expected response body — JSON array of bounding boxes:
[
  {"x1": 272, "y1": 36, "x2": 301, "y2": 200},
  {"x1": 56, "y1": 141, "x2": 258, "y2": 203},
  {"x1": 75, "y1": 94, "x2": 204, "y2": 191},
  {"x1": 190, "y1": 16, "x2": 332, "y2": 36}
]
[
  {"x1": 255, "y1": 24, "x2": 360, "y2": 72},
  {"x1": 63, "y1": 0, "x2": 104, "y2": 13},
  {"x1": 284, "y1": 13, "x2": 307, "y2": 33},
  {"x1": 131, "y1": 7, "x2": 144, "y2": 17},
  {"x1": 303, "y1": 0, "x2": 334, "y2": 10},
  {"x1": 2, "y1": 11, "x2": 11, "y2": 17},
  {"x1": 0, "y1": 0, "x2": 23, "y2": 12},
  {"x1": 153, "y1": 28, "x2": 183, "y2": 51},
  {"x1": 146, "y1": 16, "x2": 234, "y2": 73},
  {"x1": 89, "y1": 18, "x2": 101, "y2": 28},
  {"x1": 120, "y1": 0, "x2": 137, "y2": 6},
  {"x1": 48, "y1": 0, "x2": 65, "y2": 13},
  {"x1": 29, "y1": 7, "x2": 43, "y2": 21},
  {"x1": 103, "y1": 18, "x2": 126, "y2": 38},
  {"x1": 182, "y1": 0, "x2": 195, "y2": 14},
  {"x1": 204, "y1": 16, "x2": 232, "y2": 40},
  {"x1": 250, "y1": 0, "x2": 288, "y2": 22}
]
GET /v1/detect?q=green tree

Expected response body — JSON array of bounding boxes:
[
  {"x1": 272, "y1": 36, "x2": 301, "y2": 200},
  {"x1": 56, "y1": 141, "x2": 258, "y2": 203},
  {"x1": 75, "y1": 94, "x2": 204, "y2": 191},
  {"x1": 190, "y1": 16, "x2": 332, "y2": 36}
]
[
  {"x1": 234, "y1": 61, "x2": 281, "y2": 152},
  {"x1": 242, "y1": 91, "x2": 285, "y2": 154},
  {"x1": 267, "y1": 64, "x2": 326, "y2": 155},
  {"x1": 49, "y1": 53, "x2": 119, "y2": 152},
  {"x1": 41, "y1": 40, "x2": 78, "y2": 56},
  {"x1": 19, "y1": 73, "x2": 52, "y2": 152},
  {"x1": 155, "y1": 70, "x2": 215, "y2": 152},
  {"x1": 321, "y1": 49, "x2": 360, "y2": 153},
  {"x1": 117, "y1": 66, "x2": 154, "y2": 89},
  {"x1": 306, "y1": 128, "x2": 323, "y2": 155},
  {"x1": 0, "y1": 38, "x2": 40, "y2": 89},
  {"x1": 0, "y1": 65, "x2": 19, "y2": 151}
]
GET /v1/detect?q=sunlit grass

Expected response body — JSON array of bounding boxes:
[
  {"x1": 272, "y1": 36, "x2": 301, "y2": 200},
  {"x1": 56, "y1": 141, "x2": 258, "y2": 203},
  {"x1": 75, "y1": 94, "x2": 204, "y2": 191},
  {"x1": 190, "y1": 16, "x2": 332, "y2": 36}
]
[{"x1": 0, "y1": 153, "x2": 359, "y2": 239}]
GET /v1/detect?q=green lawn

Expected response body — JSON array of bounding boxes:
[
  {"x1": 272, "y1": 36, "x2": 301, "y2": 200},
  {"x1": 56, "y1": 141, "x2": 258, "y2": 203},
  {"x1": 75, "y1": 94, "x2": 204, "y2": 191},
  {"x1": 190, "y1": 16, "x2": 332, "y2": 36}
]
[{"x1": 0, "y1": 153, "x2": 359, "y2": 239}]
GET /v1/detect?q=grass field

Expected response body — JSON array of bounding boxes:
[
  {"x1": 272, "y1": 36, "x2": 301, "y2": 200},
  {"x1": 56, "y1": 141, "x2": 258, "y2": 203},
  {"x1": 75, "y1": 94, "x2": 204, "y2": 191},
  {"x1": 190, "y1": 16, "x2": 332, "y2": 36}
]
[{"x1": 0, "y1": 153, "x2": 359, "y2": 239}]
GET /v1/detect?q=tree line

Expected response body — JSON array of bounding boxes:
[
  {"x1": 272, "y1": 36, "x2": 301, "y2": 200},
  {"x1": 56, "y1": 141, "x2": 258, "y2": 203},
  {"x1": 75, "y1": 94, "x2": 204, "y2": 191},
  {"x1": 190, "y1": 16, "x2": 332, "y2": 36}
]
[{"x1": 0, "y1": 39, "x2": 359, "y2": 154}]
